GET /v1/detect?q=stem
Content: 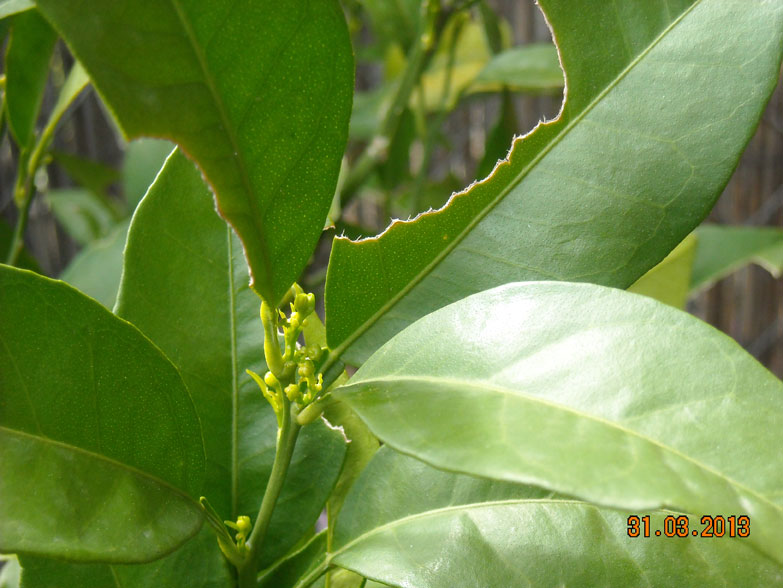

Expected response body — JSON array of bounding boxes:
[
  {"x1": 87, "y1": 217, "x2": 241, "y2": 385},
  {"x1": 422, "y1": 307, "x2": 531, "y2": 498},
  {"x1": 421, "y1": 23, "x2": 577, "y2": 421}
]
[
  {"x1": 237, "y1": 400, "x2": 301, "y2": 588},
  {"x1": 292, "y1": 560, "x2": 330, "y2": 588},
  {"x1": 410, "y1": 15, "x2": 464, "y2": 213},
  {"x1": 5, "y1": 62, "x2": 90, "y2": 266},
  {"x1": 5, "y1": 151, "x2": 35, "y2": 265},
  {"x1": 340, "y1": 0, "x2": 447, "y2": 208}
]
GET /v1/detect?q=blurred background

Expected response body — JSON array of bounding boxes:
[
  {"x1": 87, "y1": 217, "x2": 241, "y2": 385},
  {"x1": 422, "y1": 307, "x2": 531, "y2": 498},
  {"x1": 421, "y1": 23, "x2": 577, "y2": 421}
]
[{"x1": 2, "y1": 0, "x2": 782, "y2": 375}]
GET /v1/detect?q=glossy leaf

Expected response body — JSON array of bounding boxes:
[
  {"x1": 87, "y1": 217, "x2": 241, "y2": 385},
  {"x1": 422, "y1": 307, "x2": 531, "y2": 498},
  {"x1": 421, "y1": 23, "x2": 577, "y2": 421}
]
[
  {"x1": 692, "y1": 224, "x2": 783, "y2": 291},
  {"x1": 330, "y1": 448, "x2": 783, "y2": 587},
  {"x1": 325, "y1": 0, "x2": 783, "y2": 365},
  {"x1": 0, "y1": 265, "x2": 205, "y2": 562},
  {"x1": 628, "y1": 232, "x2": 697, "y2": 308},
  {"x1": 59, "y1": 218, "x2": 129, "y2": 309},
  {"x1": 471, "y1": 43, "x2": 564, "y2": 93},
  {"x1": 35, "y1": 0, "x2": 354, "y2": 305},
  {"x1": 3, "y1": 9, "x2": 56, "y2": 146},
  {"x1": 335, "y1": 281, "x2": 783, "y2": 563}
]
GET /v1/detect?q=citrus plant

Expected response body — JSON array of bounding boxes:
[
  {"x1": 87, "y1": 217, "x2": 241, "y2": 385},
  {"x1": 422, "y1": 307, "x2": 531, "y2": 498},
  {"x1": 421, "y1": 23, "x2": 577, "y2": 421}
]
[{"x1": 2, "y1": 1, "x2": 783, "y2": 587}]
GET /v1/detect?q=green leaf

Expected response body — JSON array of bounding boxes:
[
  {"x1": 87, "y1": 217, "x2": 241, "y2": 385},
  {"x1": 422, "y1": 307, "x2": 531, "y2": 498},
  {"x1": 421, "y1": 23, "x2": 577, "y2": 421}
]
[
  {"x1": 692, "y1": 224, "x2": 783, "y2": 291},
  {"x1": 628, "y1": 232, "x2": 697, "y2": 308},
  {"x1": 471, "y1": 43, "x2": 564, "y2": 94},
  {"x1": 325, "y1": 0, "x2": 783, "y2": 365},
  {"x1": 330, "y1": 448, "x2": 783, "y2": 587},
  {"x1": 377, "y1": 107, "x2": 415, "y2": 190},
  {"x1": 113, "y1": 150, "x2": 344, "y2": 578},
  {"x1": 3, "y1": 9, "x2": 56, "y2": 146},
  {"x1": 334, "y1": 281, "x2": 783, "y2": 564},
  {"x1": 0, "y1": 0, "x2": 33, "y2": 20},
  {"x1": 323, "y1": 401, "x2": 379, "y2": 522},
  {"x1": 361, "y1": 0, "x2": 420, "y2": 51},
  {"x1": 121, "y1": 138, "x2": 175, "y2": 211},
  {"x1": 19, "y1": 528, "x2": 230, "y2": 588},
  {"x1": 0, "y1": 265, "x2": 205, "y2": 562},
  {"x1": 418, "y1": 17, "x2": 495, "y2": 111},
  {"x1": 59, "y1": 218, "x2": 129, "y2": 309},
  {"x1": 50, "y1": 150, "x2": 121, "y2": 198},
  {"x1": 34, "y1": 0, "x2": 354, "y2": 306},
  {"x1": 45, "y1": 188, "x2": 117, "y2": 245}
]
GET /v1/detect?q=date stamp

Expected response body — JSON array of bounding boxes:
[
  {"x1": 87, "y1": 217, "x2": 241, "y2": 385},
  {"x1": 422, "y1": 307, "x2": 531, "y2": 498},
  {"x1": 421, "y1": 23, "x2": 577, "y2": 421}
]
[{"x1": 627, "y1": 515, "x2": 750, "y2": 538}]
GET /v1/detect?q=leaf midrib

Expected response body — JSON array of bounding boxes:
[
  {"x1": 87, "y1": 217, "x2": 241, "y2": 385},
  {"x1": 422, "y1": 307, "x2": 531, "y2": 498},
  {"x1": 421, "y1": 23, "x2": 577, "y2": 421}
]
[
  {"x1": 330, "y1": 0, "x2": 703, "y2": 357},
  {"x1": 0, "y1": 425, "x2": 201, "y2": 510},
  {"x1": 340, "y1": 373, "x2": 782, "y2": 518},
  {"x1": 329, "y1": 498, "x2": 597, "y2": 558},
  {"x1": 168, "y1": 0, "x2": 274, "y2": 291},
  {"x1": 227, "y1": 227, "x2": 240, "y2": 519}
]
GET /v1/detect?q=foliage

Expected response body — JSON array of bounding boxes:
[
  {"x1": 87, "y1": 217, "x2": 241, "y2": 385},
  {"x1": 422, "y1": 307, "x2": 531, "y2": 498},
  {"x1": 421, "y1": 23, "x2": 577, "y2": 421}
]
[{"x1": 1, "y1": 1, "x2": 783, "y2": 587}]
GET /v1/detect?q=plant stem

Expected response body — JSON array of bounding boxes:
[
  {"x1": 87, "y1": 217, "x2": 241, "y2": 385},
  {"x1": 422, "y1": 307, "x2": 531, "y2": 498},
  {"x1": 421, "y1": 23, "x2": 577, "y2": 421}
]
[
  {"x1": 5, "y1": 154, "x2": 34, "y2": 265},
  {"x1": 340, "y1": 0, "x2": 448, "y2": 208},
  {"x1": 292, "y1": 560, "x2": 329, "y2": 588},
  {"x1": 410, "y1": 14, "x2": 464, "y2": 213},
  {"x1": 237, "y1": 400, "x2": 301, "y2": 588}
]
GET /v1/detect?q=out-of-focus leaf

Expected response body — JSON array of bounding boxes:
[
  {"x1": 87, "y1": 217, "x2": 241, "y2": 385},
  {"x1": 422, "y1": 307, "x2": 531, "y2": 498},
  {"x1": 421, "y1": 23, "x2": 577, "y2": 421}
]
[
  {"x1": 0, "y1": 265, "x2": 205, "y2": 562},
  {"x1": 50, "y1": 150, "x2": 120, "y2": 197},
  {"x1": 361, "y1": 0, "x2": 420, "y2": 51},
  {"x1": 471, "y1": 43, "x2": 564, "y2": 94},
  {"x1": 377, "y1": 107, "x2": 415, "y2": 190},
  {"x1": 59, "y1": 218, "x2": 129, "y2": 309},
  {"x1": 3, "y1": 9, "x2": 56, "y2": 146},
  {"x1": 0, "y1": 556, "x2": 20, "y2": 588},
  {"x1": 418, "y1": 18, "x2": 494, "y2": 111},
  {"x1": 692, "y1": 224, "x2": 783, "y2": 291},
  {"x1": 628, "y1": 232, "x2": 697, "y2": 308},
  {"x1": 0, "y1": 0, "x2": 32, "y2": 19},
  {"x1": 45, "y1": 188, "x2": 117, "y2": 245},
  {"x1": 475, "y1": 89, "x2": 517, "y2": 180},
  {"x1": 121, "y1": 138, "x2": 175, "y2": 211}
]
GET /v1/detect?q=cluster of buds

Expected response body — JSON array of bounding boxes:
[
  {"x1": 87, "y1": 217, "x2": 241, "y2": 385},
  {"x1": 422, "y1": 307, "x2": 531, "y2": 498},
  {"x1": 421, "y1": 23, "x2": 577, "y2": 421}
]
[{"x1": 247, "y1": 285, "x2": 327, "y2": 426}]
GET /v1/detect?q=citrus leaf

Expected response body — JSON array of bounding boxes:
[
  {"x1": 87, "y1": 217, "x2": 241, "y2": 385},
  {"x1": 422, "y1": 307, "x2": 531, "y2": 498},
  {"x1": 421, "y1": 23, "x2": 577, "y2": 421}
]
[
  {"x1": 0, "y1": 265, "x2": 205, "y2": 562},
  {"x1": 628, "y1": 232, "x2": 697, "y2": 308},
  {"x1": 34, "y1": 0, "x2": 354, "y2": 305},
  {"x1": 335, "y1": 282, "x2": 783, "y2": 564},
  {"x1": 325, "y1": 0, "x2": 783, "y2": 365},
  {"x1": 330, "y1": 448, "x2": 783, "y2": 587}
]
